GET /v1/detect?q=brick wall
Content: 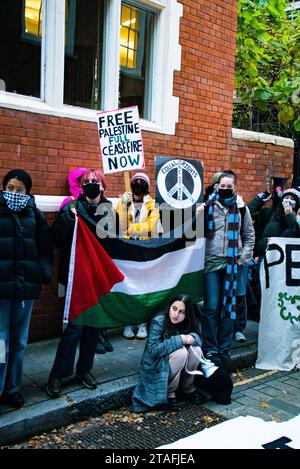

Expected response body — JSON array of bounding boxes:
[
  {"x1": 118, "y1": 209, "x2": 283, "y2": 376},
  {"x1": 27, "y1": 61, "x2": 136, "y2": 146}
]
[{"x1": 0, "y1": 0, "x2": 294, "y2": 341}]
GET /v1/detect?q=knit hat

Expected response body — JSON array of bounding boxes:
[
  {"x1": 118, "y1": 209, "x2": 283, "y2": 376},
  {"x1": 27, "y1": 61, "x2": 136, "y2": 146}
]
[
  {"x1": 131, "y1": 172, "x2": 150, "y2": 188},
  {"x1": 282, "y1": 188, "x2": 300, "y2": 210},
  {"x1": 211, "y1": 172, "x2": 222, "y2": 185},
  {"x1": 3, "y1": 169, "x2": 32, "y2": 194}
]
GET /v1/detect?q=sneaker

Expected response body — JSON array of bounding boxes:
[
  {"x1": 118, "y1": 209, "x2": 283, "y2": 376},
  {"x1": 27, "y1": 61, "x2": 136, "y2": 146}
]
[
  {"x1": 123, "y1": 325, "x2": 135, "y2": 339},
  {"x1": 234, "y1": 331, "x2": 246, "y2": 343},
  {"x1": 46, "y1": 376, "x2": 62, "y2": 398},
  {"x1": 76, "y1": 371, "x2": 97, "y2": 389},
  {"x1": 136, "y1": 323, "x2": 148, "y2": 340},
  {"x1": 1, "y1": 392, "x2": 24, "y2": 409}
]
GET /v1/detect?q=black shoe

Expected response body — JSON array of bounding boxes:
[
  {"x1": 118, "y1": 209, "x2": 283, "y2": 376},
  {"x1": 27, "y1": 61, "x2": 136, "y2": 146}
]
[
  {"x1": 1, "y1": 392, "x2": 24, "y2": 409},
  {"x1": 168, "y1": 397, "x2": 179, "y2": 412},
  {"x1": 220, "y1": 351, "x2": 231, "y2": 362},
  {"x1": 46, "y1": 376, "x2": 62, "y2": 398},
  {"x1": 95, "y1": 340, "x2": 106, "y2": 354},
  {"x1": 76, "y1": 371, "x2": 97, "y2": 389},
  {"x1": 206, "y1": 352, "x2": 223, "y2": 368},
  {"x1": 99, "y1": 329, "x2": 114, "y2": 352},
  {"x1": 219, "y1": 351, "x2": 232, "y2": 371},
  {"x1": 181, "y1": 390, "x2": 206, "y2": 405}
]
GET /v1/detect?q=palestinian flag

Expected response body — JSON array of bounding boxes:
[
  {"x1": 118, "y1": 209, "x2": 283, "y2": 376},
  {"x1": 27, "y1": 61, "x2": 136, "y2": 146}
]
[{"x1": 64, "y1": 214, "x2": 205, "y2": 328}]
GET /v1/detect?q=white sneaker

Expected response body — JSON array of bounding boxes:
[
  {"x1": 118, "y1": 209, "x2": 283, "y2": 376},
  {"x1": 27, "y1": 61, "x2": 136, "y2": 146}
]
[
  {"x1": 123, "y1": 325, "x2": 135, "y2": 339},
  {"x1": 136, "y1": 323, "x2": 148, "y2": 340},
  {"x1": 234, "y1": 331, "x2": 246, "y2": 343}
]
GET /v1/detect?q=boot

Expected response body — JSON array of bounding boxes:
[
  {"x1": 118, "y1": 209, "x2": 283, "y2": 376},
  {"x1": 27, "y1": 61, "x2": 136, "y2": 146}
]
[{"x1": 99, "y1": 329, "x2": 114, "y2": 352}]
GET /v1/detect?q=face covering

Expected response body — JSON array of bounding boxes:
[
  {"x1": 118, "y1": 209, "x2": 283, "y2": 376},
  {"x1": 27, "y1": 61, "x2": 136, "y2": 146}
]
[
  {"x1": 2, "y1": 191, "x2": 30, "y2": 212},
  {"x1": 296, "y1": 216, "x2": 300, "y2": 226},
  {"x1": 218, "y1": 188, "x2": 234, "y2": 199},
  {"x1": 82, "y1": 183, "x2": 101, "y2": 200},
  {"x1": 282, "y1": 199, "x2": 296, "y2": 209},
  {"x1": 131, "y1": 181, "x2": 148, "y2": 196}
]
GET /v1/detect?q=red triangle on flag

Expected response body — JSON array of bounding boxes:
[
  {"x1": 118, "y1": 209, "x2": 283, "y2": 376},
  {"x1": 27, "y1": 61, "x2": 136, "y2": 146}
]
[{"x1": 69, "y1": 216, "x2": 124, "y2": 321}]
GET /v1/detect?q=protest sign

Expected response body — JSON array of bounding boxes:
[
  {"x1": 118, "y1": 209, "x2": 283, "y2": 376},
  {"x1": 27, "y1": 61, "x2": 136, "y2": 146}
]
[
  {"x1": 256, "y1": 237, "x2": 300, "y2": 371},
  {"x1": 155, "y1": 157, "x2": 203, "y2": 209},
  {"x1": 97, "y1": 106, "x2": 145, "y2": 174}
]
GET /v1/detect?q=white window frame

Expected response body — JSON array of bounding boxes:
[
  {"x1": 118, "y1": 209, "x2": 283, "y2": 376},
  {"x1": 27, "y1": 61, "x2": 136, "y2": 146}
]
[{"x1": 0, "y1": 0, "x2": 182, "y2": 135}]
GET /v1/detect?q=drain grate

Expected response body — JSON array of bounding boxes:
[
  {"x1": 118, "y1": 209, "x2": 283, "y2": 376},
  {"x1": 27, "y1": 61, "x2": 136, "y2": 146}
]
[{"x1": 7, "y1": 403, "x2": 227, "y2": 449}]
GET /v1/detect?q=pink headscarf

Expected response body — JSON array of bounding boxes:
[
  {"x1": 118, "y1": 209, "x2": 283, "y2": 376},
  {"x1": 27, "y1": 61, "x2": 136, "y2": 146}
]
[{"x1": 60, "y1": 167, "x2": 88, "y2": 209}]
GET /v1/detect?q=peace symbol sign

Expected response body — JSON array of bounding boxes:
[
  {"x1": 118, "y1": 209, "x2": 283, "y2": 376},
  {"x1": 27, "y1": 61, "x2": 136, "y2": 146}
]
[{"x1": 157, "y1": 159, "x2": 202, "y2": 209}]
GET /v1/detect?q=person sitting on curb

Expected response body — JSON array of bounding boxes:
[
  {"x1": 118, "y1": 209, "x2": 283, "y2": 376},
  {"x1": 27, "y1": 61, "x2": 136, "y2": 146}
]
[
  {"x1": 0, "y1": 169, "x2": 52, "y2": 409},
  {"x1": 131, "y1": 294, "x2": 206, "y2": 413},
  {"x1": 117, "y1": 172, "x2": 162, "y2": 340},
  {"x1": 46, "y1": 168, "x2": 116, "y2": 398}
]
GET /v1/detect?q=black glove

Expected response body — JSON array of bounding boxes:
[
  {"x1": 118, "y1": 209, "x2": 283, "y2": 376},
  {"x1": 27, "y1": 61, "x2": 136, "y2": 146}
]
[{"x1": 257, "y1": 191, "x2": 271, "y2": 202}]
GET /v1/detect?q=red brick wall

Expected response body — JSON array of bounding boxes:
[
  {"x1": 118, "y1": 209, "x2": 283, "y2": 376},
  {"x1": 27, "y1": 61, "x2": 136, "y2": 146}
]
[{"x1": 0, "y1": 0, "x2": 294, "y2": 341}]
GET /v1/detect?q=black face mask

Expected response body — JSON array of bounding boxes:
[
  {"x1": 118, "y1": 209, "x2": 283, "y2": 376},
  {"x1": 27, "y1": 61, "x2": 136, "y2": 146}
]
[
  {"x1": 218, "y1": 188, "x2": 234, "y2": 199},
  {"x1": 83, "y1": 183, "x2": 101, "y2": 200},
  {"x1": 131, "y1": 181, "x2": 148, "y2": 196}
]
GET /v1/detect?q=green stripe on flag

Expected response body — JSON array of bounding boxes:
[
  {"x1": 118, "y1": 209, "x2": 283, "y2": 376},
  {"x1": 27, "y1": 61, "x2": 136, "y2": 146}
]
[{"x1": 72, "y1": 270, "x2": 203, "y2": 328}]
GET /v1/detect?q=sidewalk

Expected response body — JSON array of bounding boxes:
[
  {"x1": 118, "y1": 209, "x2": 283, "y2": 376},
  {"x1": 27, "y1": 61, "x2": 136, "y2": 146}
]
[{"x1": 0, "y1": 320, "x2": 258, "y2": 446}]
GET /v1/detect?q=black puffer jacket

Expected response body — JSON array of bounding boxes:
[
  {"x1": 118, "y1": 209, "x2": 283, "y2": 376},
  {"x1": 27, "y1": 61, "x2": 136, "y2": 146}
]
[
  {"x1": 0, "y1": 192, "x2": 53, "y2": 300},
  {"x1": 52, "y1": 195, "x2": 117, "y2": 286}
]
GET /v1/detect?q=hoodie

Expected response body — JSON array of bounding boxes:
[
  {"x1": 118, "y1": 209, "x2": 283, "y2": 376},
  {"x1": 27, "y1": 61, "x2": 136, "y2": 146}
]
[{"x1": 60, "y1": 167, "x2": 88, "y2": 209}]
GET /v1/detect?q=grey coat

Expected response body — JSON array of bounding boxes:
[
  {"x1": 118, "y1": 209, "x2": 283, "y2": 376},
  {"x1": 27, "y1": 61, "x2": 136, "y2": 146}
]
[
  {"x1": 131, "y1": 313, "x2": 201, "y2": 412},
  {"x1": 205, "y1": 198, "x2": 255, "y2": 265}
]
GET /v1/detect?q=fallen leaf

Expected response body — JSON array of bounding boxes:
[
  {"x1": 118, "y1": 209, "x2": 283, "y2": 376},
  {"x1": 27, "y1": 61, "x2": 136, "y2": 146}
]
[
  {"x1": 203, "y1": 416, "x2": 214, "y2": 424},
  {"x1": 260, "y1": 403, "x2": 269, "y2": 408}
]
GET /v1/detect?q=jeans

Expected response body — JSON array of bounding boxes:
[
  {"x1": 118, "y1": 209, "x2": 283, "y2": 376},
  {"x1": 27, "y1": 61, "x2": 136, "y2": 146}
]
[
  {"x1": 0, "y1": 299, "x2": 34, "y2": 396},
  {"x1": 49, "y1": 323, "x2": 99, "y2": 379},
  {"x1": 202, "y1": 265, "x2": 246, "y2": 355},
  {"x1": 234, "y1": 295, "x2": 247, "y2": 333}
]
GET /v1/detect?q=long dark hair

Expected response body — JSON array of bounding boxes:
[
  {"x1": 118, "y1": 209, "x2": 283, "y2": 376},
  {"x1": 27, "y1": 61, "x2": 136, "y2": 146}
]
[{"x1": 164, "y1": 294, "x2": 200, "y2": 337}]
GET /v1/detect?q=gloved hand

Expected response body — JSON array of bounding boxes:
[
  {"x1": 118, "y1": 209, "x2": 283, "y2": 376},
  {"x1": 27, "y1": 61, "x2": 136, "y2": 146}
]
[
  {"x1": 121, "y1": 192, "x2": 133, "y2": 204},
  {"x1": 257, "y1": 191, "x2": 271, "y2": 202}
]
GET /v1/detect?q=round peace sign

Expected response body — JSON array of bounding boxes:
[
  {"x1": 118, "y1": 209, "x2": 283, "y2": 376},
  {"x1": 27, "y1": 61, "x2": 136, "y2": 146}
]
[{"x1": 157, "y1": 159, "x2": 202, "y2": 209}]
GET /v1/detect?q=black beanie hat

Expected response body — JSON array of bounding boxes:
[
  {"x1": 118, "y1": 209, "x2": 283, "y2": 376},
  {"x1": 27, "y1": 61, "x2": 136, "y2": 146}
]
[{"x1": 3, "y1": 169, "x2": 32, "y2": 194}]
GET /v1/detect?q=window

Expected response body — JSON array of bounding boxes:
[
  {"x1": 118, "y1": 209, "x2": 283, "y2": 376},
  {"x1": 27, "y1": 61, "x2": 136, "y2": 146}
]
[
  {"x1": 0, "y1": 0, "x2": 42, "y2": 97},
  {"x1": 0, "y1": 0, "x2": 182, "y2": 135},
  {"x1": 64, "y1": 0, "x2": 104, "y2": 109},
  {"x1": 22, "y1": 0, "x2": 42, "y2": 43},
  {"x1": 119, "y1": 2, "x2": 154, "y2": 119}
]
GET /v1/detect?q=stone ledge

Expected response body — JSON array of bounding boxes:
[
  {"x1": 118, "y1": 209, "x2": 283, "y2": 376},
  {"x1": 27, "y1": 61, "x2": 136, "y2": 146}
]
[{"x1": 232, "y1": 128, "x2": 294, "y2": 148}]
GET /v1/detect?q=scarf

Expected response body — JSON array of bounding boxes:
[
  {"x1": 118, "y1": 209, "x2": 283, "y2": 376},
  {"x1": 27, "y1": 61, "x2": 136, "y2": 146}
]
[
  {"x1": 206, "y1": 192, "x2": 239, "y2": 319},
  {"x1": 2, "y1": 191, "x2": 30, "y2": 212}
]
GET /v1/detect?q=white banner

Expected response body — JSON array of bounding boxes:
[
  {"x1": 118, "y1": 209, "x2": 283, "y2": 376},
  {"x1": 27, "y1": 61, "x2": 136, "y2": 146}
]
[
  {"x1": 256, "y1": 237, "x2": 300, "y2": 371},
  {"x1": 97, "y1": 106, "x2": 145, "y2": 174},
  {"x1": 159, "y1": 415, "x2": 300, "y2": 449}
]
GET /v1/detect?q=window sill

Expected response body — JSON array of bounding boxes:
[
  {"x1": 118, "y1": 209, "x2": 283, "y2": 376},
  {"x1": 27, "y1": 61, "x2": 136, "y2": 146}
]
[{"x1": 0, "y1": 91, "x2": 172, "y2": 135}]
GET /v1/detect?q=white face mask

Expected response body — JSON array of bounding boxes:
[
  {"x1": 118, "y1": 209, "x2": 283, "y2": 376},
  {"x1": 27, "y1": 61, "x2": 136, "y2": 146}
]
[{"x1": 282, "y1": 199, "x2": 296, "y2": 209}]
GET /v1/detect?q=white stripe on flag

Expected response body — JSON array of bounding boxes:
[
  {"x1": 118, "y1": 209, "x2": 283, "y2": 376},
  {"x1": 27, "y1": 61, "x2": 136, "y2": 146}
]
[
  {"x1": 112, "y1": 237, "x2": 205, "y2": 295},
  {"x1": 63, "y1": 216, "x2": 78, "y2": 323}
]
